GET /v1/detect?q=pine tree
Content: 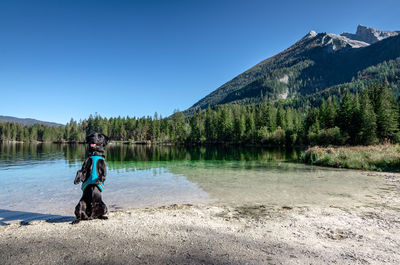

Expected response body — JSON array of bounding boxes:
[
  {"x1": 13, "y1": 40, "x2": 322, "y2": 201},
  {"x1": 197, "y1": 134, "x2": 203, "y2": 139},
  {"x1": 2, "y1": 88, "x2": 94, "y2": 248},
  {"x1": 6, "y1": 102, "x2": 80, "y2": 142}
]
[
  {"x1": 276, "y1": 104, "x2": 285, "y2": 129},
  {"x1": 358, "y1": 91, "x2": 378, "y2": 145},
  {"x1": 375, "y1": 84, "x2": 399, "y2": 141},
  {"x1": 338, "y1": 89, "x2": 355, "y2": 143},
  {"x1": 245, "y1": 109, "x2": 256, "y2": 143},
  {"x1": 233, "y1": 110, "x2": 245, "y2": 142}
]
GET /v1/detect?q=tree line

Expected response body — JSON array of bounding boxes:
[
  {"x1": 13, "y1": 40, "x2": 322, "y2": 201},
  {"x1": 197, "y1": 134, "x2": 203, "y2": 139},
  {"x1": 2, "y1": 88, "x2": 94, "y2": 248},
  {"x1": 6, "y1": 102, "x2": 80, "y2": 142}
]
[{"x1": 1, "y1": 83, "x2": 399, "y2": 147}]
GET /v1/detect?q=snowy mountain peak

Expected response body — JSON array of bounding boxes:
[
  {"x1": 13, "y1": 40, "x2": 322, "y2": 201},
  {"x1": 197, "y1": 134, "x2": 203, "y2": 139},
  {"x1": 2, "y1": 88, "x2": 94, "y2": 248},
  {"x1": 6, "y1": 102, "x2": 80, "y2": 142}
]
[
  {"x1": 302, "y1": 25, "x2": 399, "y2": 52},
  {"x1": 308, "y1": 30, "x2": 317, "y2": 37},
  {"x1": 342, "y1": 25, "x2": 399, "y2": 44},
  {"x1": 300, "y1": 30, "x2": 318, "y2": 41}
]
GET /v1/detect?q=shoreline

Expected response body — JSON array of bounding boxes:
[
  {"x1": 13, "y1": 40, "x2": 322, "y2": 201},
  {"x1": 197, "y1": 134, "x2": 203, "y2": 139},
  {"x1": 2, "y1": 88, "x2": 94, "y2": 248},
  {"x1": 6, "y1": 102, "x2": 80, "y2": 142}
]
[
  {"x1": 3, "y1": 140, "x2": 400, "y2": 173},
  {"x1": 0, "y1": 139, "x2": 306, "y2": 147},
  {"x1": 302, "y1": 144, "x2": 400, "y2": 172},
  {"x1": 1, "y1": 171, "x2": 400, "y2": 264}
]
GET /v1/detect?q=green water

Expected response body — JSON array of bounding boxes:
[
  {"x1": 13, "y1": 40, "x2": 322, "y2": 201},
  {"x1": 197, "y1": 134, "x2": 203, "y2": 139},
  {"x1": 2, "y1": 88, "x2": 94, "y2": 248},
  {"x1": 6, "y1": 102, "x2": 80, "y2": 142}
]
[{"x1": 0, "y1": 143, "x2": 387, "y2": 224}]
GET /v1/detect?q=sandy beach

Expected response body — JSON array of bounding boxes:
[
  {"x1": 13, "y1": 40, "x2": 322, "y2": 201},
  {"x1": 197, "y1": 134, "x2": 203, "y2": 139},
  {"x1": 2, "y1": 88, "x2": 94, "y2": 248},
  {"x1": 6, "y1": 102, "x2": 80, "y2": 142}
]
[{"x1": 1, "y1": 171, "x2": 400, "y2": 265}]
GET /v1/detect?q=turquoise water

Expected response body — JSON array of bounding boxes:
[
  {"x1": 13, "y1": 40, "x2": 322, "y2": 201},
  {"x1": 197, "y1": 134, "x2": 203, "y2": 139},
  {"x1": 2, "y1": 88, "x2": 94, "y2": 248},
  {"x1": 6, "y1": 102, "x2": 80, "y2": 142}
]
[{"x1": 0, "y1": 143, "x2": 386, "y2": 224}]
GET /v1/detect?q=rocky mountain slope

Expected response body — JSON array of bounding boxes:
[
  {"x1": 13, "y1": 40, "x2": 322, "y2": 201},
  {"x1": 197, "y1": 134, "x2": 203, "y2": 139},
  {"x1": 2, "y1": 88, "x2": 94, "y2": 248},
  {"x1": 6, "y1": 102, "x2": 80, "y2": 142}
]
[
  {"x1": 342, "y1": 24, "x2": 399, "y2": 44},
  {"x1": 186, "y1": 25, "x2": 400, "y2": 113}
]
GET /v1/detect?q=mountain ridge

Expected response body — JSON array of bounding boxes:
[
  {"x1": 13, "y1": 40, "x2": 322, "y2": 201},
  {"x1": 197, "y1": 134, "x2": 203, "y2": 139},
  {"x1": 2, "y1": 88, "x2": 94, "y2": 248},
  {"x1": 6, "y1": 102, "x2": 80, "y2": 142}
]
[
  {"x1": 185, "y1": 25, "x2": 400, "y2": 114},
  {"x1": 342, "y1": 24, "x2": 399, "y2": 44},
  {"x1": 0, "y1": 115, "x2": 63, "y2": 127}
]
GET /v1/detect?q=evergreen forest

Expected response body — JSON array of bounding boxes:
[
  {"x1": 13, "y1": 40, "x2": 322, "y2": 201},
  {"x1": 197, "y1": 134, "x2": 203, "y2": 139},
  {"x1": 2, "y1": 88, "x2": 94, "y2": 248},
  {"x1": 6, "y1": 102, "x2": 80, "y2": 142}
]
[{"x1": 1, "y1": 83, "x2": 399, "y2": 147}]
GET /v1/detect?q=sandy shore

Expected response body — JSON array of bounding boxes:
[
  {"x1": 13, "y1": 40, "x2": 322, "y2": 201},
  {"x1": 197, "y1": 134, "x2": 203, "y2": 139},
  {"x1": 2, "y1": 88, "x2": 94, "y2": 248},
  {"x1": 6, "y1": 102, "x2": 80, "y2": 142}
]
[{"x1": 1, "y1": 172, "x2": 400, "y2": 265}]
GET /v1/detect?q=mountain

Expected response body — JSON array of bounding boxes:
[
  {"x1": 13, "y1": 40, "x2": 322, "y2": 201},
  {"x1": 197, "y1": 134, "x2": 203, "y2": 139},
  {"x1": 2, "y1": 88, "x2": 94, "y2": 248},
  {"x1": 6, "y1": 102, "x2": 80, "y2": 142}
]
[
  {"x1": 0, "y1": 115, "x2": 63, "y2": 127},
  {"x1": 186, "y1": 25, "x2": 400, "y2": 114},
  {"x1": 342, "y1": 25, "x2": 399, "y2": 44}
]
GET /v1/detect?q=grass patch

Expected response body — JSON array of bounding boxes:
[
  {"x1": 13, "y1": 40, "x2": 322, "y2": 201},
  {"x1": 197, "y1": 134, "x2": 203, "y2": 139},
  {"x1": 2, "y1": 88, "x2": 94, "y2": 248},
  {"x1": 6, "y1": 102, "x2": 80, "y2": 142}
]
[{"x1": 301, "y1": 144, "x2": 400, "y2": 172}]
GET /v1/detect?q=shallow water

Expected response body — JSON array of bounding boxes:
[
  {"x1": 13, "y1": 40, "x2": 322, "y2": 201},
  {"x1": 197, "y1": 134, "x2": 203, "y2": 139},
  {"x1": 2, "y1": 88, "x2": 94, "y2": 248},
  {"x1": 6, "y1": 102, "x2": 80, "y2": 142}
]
[{"x1": 0, "y1": 143, "x2": 387, "y2": 224}]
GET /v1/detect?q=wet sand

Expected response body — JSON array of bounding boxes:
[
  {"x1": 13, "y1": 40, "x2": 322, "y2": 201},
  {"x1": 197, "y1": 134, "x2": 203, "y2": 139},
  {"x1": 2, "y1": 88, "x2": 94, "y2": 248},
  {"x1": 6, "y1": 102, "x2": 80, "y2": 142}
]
[{"x1": 1, "y1": 171, "x2": 400, "y2": 265}]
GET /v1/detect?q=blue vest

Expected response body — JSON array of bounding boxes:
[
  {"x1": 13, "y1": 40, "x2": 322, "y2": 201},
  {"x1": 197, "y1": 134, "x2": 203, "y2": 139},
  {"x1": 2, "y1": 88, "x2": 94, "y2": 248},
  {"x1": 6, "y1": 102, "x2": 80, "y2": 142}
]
[{"x1": 81, "y1": 156, "x2": 105, "y2": 192}]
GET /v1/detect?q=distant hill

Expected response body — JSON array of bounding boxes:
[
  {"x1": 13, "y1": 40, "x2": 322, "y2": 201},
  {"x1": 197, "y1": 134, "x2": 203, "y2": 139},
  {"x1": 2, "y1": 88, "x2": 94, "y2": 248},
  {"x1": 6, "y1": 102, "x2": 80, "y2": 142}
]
[
  {"x1": 185, "y1": 25, "x2": 400, "y2": 114},
  {"x1": 0, "y1": 115, "x2": 63, "y2": 127}
]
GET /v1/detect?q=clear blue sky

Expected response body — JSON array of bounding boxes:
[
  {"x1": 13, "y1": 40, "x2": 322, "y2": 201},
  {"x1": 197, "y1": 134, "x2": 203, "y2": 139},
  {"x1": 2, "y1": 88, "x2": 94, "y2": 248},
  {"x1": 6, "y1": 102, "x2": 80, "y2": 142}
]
[{"x1": 0, "y1": 0, "x2": 399, "y2": 124}]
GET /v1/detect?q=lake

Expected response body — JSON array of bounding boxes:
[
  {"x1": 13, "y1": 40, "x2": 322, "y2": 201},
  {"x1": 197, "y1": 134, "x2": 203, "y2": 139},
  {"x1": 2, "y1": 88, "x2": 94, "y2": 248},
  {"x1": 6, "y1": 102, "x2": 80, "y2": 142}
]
[{"x1": 0, "y1": 143, "x2": 387, "y2": 224}]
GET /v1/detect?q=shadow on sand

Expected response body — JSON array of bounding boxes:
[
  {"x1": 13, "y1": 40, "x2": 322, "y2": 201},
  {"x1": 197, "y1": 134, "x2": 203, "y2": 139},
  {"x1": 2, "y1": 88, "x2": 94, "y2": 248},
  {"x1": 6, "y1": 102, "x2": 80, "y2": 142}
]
[{"x1": 0, "y1": 209, "x2": 75, "y2": 226}]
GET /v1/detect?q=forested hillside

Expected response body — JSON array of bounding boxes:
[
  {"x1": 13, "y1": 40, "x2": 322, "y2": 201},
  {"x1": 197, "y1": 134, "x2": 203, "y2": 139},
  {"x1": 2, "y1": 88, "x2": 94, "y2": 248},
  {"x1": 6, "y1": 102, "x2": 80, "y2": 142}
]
[
  {"x1": 0, "y1": 115, "x2": 63, "y2": 127},
  {"x1": 186, "y1": 27, "x2": 400, "y2": 114},
  {"x1": 1, "y1": 83, "x2": 398, "y2": 147}
]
